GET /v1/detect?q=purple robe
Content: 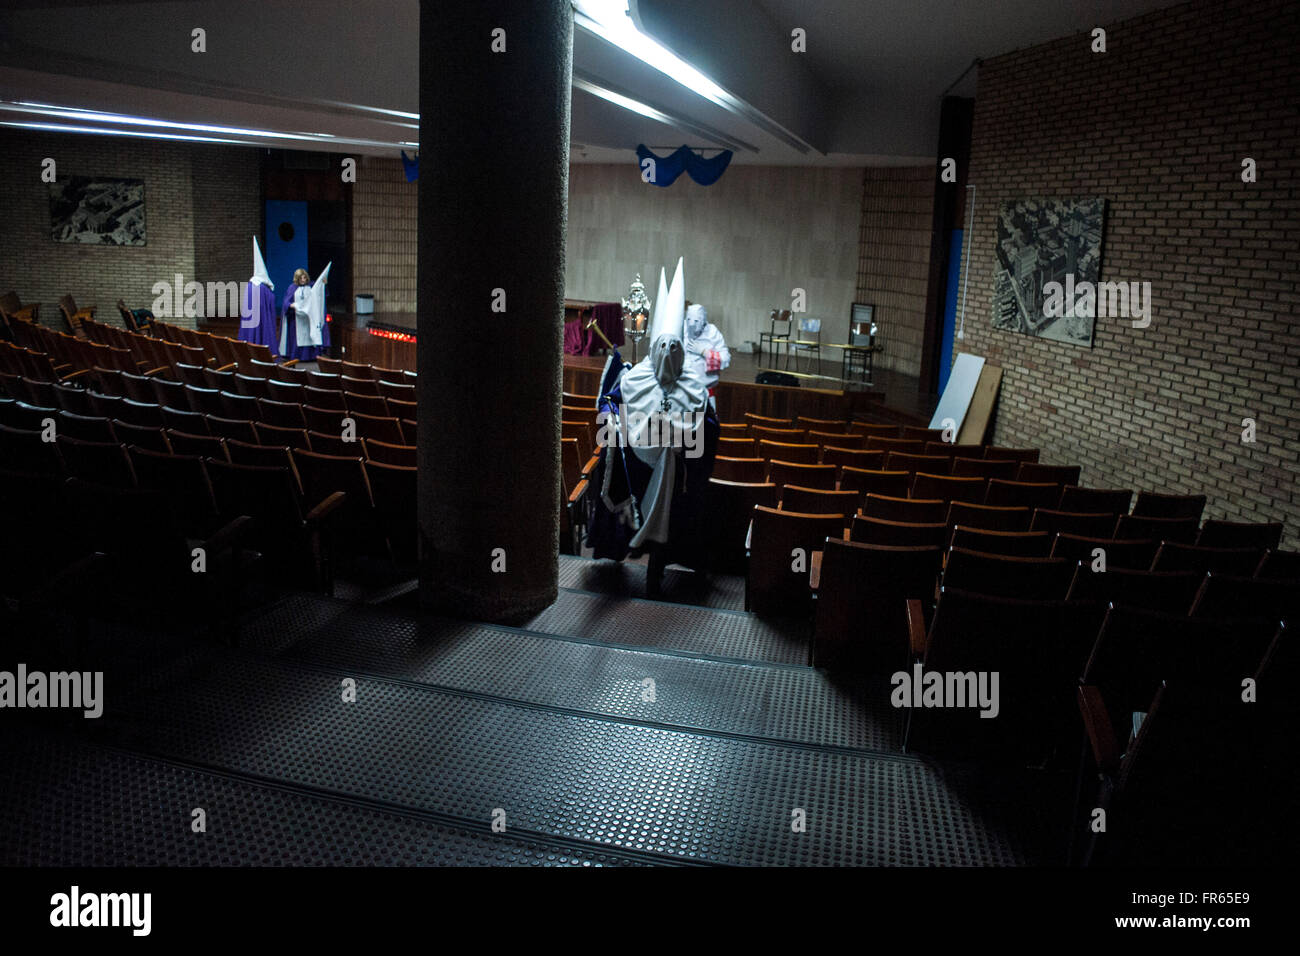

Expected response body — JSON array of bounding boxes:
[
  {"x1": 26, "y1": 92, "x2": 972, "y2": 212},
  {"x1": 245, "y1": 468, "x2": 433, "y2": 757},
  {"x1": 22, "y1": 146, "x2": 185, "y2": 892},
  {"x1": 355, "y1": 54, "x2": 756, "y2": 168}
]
[
  {"x1": 280, "y1": 284, "x2": 330, "y2": 362},
  {"x1": 239, "y1": 282, "x2": 279, "y2": 357}
]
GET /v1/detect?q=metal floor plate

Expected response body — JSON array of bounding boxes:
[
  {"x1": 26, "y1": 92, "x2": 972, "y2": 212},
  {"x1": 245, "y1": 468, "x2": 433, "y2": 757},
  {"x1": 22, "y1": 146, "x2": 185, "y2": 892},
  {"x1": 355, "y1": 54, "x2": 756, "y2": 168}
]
[
  {"x1": 0, "y1": 733, "x2": 645, "y2": 867},
  {"x1": 558, "y1": 556, "x2": 748, "y2": 611},
  {"x1": 240, "y1": 595, "x2": 905, "y2": 752},
  {"x1": 70, "y1": 645, "x2": 1064, "y2": 866}
]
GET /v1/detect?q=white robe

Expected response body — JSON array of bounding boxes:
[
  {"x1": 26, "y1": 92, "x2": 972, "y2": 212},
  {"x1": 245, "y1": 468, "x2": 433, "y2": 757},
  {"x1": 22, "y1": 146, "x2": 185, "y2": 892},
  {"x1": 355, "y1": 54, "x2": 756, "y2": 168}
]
[{"x1": 685, "y1": 322, "x2": 731, "y2": 391}]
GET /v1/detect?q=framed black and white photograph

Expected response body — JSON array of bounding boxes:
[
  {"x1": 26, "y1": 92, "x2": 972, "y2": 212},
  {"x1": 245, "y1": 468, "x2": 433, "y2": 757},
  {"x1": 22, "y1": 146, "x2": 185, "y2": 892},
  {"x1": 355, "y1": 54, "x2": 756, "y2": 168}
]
[
  {"x1": 850, "y1": 301, "x2": 874, "y2": 344},
  {"x1": 991, "y1": 197, "x2": 1105, "y2": 347},
  {"x1": 49, "y1": 175, "x2": 146, "y2": 245}
]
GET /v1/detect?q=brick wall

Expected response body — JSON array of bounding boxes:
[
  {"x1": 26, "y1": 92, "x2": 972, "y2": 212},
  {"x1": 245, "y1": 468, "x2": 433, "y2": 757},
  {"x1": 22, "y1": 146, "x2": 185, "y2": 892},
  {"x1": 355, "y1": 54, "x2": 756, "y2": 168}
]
[
  {"x1": 955, "y1": 0, "x2": 1300, "y2": 548},
  {"x1": 855, "y1": 165, "x2": 935, "y2": 378},
  {"x1": 0, "y1": 130, "x2": 260, "y2": 328},
  {"x1": 352, "y1": 155, "x2": 418, "y2": 313}
]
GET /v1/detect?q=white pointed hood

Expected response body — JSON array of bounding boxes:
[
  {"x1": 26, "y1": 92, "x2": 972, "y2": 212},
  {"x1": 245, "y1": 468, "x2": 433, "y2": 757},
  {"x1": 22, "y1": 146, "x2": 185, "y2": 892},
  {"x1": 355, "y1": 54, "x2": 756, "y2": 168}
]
[
  {"x1": 647, "y1": 258, "x2": 686, "y2": 390},
  {"x1": 251, "y1": 237, "x2": 274, "y2": 291}
]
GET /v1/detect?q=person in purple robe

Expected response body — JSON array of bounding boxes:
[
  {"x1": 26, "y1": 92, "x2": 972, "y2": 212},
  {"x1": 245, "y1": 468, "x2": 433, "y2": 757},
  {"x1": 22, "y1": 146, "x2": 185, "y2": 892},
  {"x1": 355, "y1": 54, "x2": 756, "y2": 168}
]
[
  {"x1": 239, "y1": 237, "x2": 279, "y2": 357},
  {"x1": 279, "y1": 267, "x2": 332, "y2": 362}
]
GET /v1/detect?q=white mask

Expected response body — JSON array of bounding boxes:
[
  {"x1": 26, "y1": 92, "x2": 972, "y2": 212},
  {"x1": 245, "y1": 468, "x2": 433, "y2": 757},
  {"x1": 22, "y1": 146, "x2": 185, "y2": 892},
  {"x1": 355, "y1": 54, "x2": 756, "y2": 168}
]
[{"x1": 685, "y1": 304, "x2": 707, "y2": 338}]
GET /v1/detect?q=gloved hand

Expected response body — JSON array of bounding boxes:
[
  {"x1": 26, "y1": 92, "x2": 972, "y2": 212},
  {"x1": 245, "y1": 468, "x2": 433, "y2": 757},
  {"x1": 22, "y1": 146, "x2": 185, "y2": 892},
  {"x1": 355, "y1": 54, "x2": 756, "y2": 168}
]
[{"x1": 705, "y1": 350, "x2": 722, "y2": 372}]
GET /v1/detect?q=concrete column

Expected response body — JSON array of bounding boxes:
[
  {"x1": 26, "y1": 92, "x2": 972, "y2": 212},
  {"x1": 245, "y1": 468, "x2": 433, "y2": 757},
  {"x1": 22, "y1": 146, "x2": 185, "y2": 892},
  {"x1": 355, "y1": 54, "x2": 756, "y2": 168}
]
[{"x1": 417, "y1": 0, "x2": 572, "y2": 621}]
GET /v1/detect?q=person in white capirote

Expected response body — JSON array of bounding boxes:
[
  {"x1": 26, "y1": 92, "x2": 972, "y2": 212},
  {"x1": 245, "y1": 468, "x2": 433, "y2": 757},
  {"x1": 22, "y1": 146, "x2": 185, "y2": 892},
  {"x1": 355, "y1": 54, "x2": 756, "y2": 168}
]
[{"x1": 683, "y1": 303, "x2": 730, "y2": 407}]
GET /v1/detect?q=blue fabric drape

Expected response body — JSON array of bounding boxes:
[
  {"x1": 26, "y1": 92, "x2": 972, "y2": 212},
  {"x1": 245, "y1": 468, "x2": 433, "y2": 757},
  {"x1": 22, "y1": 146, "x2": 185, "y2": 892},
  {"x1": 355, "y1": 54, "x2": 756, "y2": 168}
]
[
  {"x1": 400, "y1": 150, "x2": 419, "y2": 182},
  {"x1": 636, "y1": 145, "x2": 732, "y2": 187}
]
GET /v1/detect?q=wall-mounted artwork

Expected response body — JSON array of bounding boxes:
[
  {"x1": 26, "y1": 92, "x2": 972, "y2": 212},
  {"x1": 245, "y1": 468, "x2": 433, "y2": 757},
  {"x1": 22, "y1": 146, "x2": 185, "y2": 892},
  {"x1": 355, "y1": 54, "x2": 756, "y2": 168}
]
[
  {"x1": 49, "y1": 176, "x2": 146, "y2": 245},
  {"x1": 991, "y1": 197, "x2": 1105, "y2": 347}
]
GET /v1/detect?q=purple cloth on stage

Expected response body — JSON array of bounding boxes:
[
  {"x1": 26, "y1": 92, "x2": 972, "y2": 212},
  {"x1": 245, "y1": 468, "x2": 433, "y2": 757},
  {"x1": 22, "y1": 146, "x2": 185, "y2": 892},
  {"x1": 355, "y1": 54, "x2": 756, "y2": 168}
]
[
  {"x1": 280, "y1": 285, "x2": 330, "y2": 362},
  {"x1": 239, "y1": 283, "x2": 279, "y2": 357},
  {"x1": 592, "y1": 302, "x2": 624, "y2": 348},
  {"x1": 564, "y1": 302, "x2": 625, "y2": 355},
  {"x1": 564, "y1": 316, "x2": 591, "y2": 355}
]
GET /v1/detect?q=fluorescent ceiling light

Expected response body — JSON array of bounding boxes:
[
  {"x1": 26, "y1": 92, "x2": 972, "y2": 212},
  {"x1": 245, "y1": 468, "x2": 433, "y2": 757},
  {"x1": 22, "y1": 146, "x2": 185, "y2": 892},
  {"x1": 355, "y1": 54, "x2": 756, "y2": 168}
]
[
  {"x1": 0, "y1": 121, "x2": 247, "y2": 146},
  {"x1": 573, "y1": 0, "x2": 732, "y2": 107},
  {"x1": 572, "y1": 76, "x2": 675, "y2": 125}
]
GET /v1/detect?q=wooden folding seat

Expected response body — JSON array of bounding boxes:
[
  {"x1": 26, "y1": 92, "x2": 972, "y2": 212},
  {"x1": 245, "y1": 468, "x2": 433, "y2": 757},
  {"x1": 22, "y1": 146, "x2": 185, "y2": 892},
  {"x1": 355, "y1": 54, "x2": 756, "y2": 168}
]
[
  {"x1": 983, "y1": 446, "x2": 1039, "y2": 463},
  {"x1": 342, "y1": 391, "x2": 389, "y2": 418},
  {"x1": 184, "y1": 384, "x2": 225, "y2": 416},
  {"x1": 757, "y1": 439, "x2": 819, "y2": 464},
  {"x1": 1189, "y1": 574, "x2": 1299, "y2": 624},
  {"x1": 797, "y1": 416, "x2": 846, "y2": 431},
  {"x1": 949, "y1": 457, "x2": 1017, "y2": 480},
  {"x1": 906, "y1": 588, "x2": 1106, "y2": 764},
  {"x1": 768, "y1": 460, "x2": 837, "y2": 491},
  {"x1": 561, "y1": 404, "x2": 598, "y2": 425},
  {"x1": 807, "y1": 430, "x2": 863, "y2": 450},
  {"x1": 205, "y1": 415, "x2": 258, "y2": 444},
  {"x1": 50, "y1": 383, "x2": 94, "y2": 416},
  {"x1": 316, "y1": 356, "x2": 344, "y2": 375},
  {"x1": 219, "y1": 389, "x2": 259, "y2": 420},
  {"x1": 227, "y1": 438, "x2": 299, "y2": 475},
  {"x1": 232, "y1": 372, "x2": 272, "y2": 400},
  {"x1": 209, "y1": 335, "x2": 240, "y2": 370},
  {"x1": 703, "y1": 478, "x2": 775, "y2": 573},
  {"x1": 351, "y1": 413, "x2": 406, "y2": 445},
  {"x1": 206, "y1": 458, "x2": 341, "y2": 592},
  {"x1": 272, "y1": 363, "x2": 310, "y2": 385},
  {"x1": 0, "y1": 423, "x2": 63, "y2": 475},
  {"x1": 900, "y1": 426, "x2": 945, "y2": 444},
  {"x1": 1150, "y1": 542, "x2": 1263, "y2": 576},
  {"x1": 363, "y1": 438, "x2": 417, "y2": 468},
  {"x1": 56, "y1": 436, "x2": 135, "y2": 487},
  {"x1": 266, "y1": 379, "x2": 305, "y2": 404},
  {"x1": 386, "y1": 397, "x2": 417, "y2": 421},
  {"x1": 17, "y1": 377, "x2": 57, "y2": 408},
  {"x1": 292, "y1": 448, "x2": 383, "y2": 554},
  {"x1": 304, "y1": 405, "x2": 348, "y2": 435},
  {"x1": 116, "y1": 397, "x2": 164, "y2": 428},
  {"x1": 116, "y1": 370, "x2": 155, "y2": 404},
  {"x1": 945, "y1": 501, "x2": 1032, "y2": 533},
  {"x1": 1113, "y1": 513, "x2": 1198, "y2": 545},
  {"x1": 377, "y1": 379, "x2": 415, "y2": 402},
  {"x1": 1132, "y1": 490, "x2": 1206, "y2": 521},
  {"x1": 1255, "y1": 549, "x2": 1300, "y2": 580},
  {"x1": 373, "y1": 366, "x2": 405, "y2": 384},
  {"x1": 341, "y1": 374, "x2": 381, "y2": 396},
  {"x1": 950, "y1": 527, "x2": 1053, "y2": 558},
  {"x1": 911, "y1": 473, "x2": 986, "y2": 504},
  {"x1": 744, "y1": 412, "x2": 792, "y2": 428},
  {"x1": 304, "y1": 385, "x2": 346, "y2": 412},
  {"x1": 111, "y1": 420, "x2": 172, "y2": 453},
  {"x1": 885, "y1": 452, "x2": 950, "y2": 477},
  {"x1": 924, "y1": 441, "x2": 983, "y2": 460},
  {"x1": 850, "y1": 515, "x2": 948, "y2": 548},
  {"x1": 252, "y1": 422, "x2": 312, "y2": 451},
  {"x1": 822, "y1": 446, "x2": 883, "y2": 473},
  {"x1": 865, "y1": 436, "x2": 924, "y2": 456},
  {"x1": 161, "y1": 404, "x2": 208, "y2": 434},
  {"x1": 561, "y1": 419, "x2": 595, "y2": 453},
  {"x1": 942, "y1": 547, "x2": 1075, "y2": 601},
  {"x1": 341, "y1": 360, "x2": 377, "y2": 381},
  {"x1": 366, "y1": 461, "x2": 418, "y2": 564},
  {"x1": 781, "y1": 485, "x2": 859, "y2": 517},
  {"x1": 1057, "y1": 485, "x2": 1133, "y2": 515},
  {"x1": 85, "y1": 391, "x2": 126, "y2": 421},
  {"x1": 1016, "y1": 462, "x2": 1080, "y2": 486},
  {"x1": 307, "y1": 371, "x2": 343, "y2": 391},
  {"x1": 307, "y1": 431, "x2": 358, "y2": 457},
  {"x1": 1030, "y1": 508, "x2": 1118, "y2": 539},
  {"x1": 400, "y1": 419, "x2": 417, "y2": 444},
  {"x1": 838, "y1": 466, "x2": 909, "y2": 500},
  {"x1": 170, "y1": 362, "x2": 206, "y2": 387},
  {"x1": 751, "y1": 425, "x2": 807, "y2": 444},
  {"x1": 54, "y1": 410, "x2": 115, "y2": 443},
  {"x1": 1, "y1": 399, "x2": 56, "y2": 430},
  {"x1": 149, "y1": 375, "x2": 188, "y2": 410},
  {"x1": 863, "y1": 493, "x2": 946, "y2": 524},
  {"x1": 717, "y1": 436, "x2": 756, "y2": 458},
  {"x1": 984, "y1": 478, "x2": 1060, "y2": 510},
  {"x1": 813, "y1": 538, "x2": 943, "y2": 671},
  {"x1": 255, "y1": 397, "x2": 306, "y2": 429},
  {"x1": 1195, "y1": 519, "x2": 1283, "y2": 551},
  {"x1": 717, "y1": 422, "x2": 748, "y2": 436},
  {"x1": 848, "y1": 421, "x2": 898, "y2": 439},
  {"x1": 128, "y1": 447, "x2": 220, "y2": 536},
  {"x1": 713, "y1": 456, "x2": 767, "y2": 484},
  {"x1": 1066, "y1": 565, "x2": 1202, "y2": 615},
  {"x1": 745, "y1": 505, "x2": 843, "y2": 614},
  {"x1": 562, "y1": 391, "x2": 597, "y2": 406},
  {"x1": 1050, "y1": 533, "x2": 1158, "y2": 570},
  {"x1": 202, "y1": 367, "x2": 236, "y2": 392}
]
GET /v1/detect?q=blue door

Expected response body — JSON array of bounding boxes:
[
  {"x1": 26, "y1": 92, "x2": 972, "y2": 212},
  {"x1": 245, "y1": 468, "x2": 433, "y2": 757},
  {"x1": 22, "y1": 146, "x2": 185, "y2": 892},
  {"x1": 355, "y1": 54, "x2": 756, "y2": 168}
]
[
  {"x1": 938, "y1": 229, "x2": 964, "y2": 396},
  {"x1": 265, "y1": 200, "x2": 308, "y2": 305}
]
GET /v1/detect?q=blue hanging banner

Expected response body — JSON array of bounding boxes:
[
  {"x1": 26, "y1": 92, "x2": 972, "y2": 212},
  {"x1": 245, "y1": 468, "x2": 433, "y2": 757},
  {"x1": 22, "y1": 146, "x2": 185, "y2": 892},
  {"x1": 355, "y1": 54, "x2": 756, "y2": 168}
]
[
  {"x1": 400, "y1": 150, "x2": 419, "y2": 182},
  {"x1": 635, "y1": 144, "x2": 732, "y2": 187}
]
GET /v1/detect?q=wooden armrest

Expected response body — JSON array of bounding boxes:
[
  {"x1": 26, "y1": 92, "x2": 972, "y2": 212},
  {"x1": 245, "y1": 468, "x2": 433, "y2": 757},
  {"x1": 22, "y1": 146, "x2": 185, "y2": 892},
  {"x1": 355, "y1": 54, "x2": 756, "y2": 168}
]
[
  {"x1": 906, "y1": 598, "x2": 927, "y2": 658},
  {"x1": 60, "y1": 368, "x2": 92, "y2": 381},
  {"x1": 280, "y1": 359, "x2": 300, "y2": 368},
  {"x1": 141, "y1": 365, "x2": 170, "y2": 377},
  {"x1": 213, "y1": 362, "x2": 238, "y2": 373},
  {"x1": 13, "y1": 305, "x2": 38, "y2": 320},
  {"x1": 202, "y1": 514, "x2": 256, "y2": 556},
  {"x1": 304, "y1": 490, "x2": 347, "y2": 525},
  {"x1": 568, "y1": 478, "x2": 588, "y2": 506},
  {"x1": 581, "y1": 453, "x2": 601, "y2": 477},
  {"x1": 809, "y1": 549, "x2": 823, "y2": 591},
  {"x1": 1077, "y1": 684, "x2": 1121, "y2": 773}
]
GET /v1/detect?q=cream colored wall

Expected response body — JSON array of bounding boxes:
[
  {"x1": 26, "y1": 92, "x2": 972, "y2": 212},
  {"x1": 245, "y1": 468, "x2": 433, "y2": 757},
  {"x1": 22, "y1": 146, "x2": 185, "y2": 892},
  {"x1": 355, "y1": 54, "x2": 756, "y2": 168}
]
[{"x1": 564, "y1": 164, "x2": 865, "y2": 352}]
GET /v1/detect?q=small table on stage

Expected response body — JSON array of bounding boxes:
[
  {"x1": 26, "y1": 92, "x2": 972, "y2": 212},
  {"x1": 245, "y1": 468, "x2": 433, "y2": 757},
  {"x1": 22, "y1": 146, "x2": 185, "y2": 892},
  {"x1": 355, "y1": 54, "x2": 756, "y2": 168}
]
[{"x1": 824, "y1": 342, "x2": 882, "y2": 386}]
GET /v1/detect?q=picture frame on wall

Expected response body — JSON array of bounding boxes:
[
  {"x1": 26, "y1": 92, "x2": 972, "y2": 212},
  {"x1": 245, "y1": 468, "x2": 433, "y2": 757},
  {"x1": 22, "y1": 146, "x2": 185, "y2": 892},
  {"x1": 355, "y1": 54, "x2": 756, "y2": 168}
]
[
  {"x1": 49, "y1": 176, "x2": 147, "y2": 245},
  {"x1": 850, "y1": 302, "x2": 875, "y2": 344}
]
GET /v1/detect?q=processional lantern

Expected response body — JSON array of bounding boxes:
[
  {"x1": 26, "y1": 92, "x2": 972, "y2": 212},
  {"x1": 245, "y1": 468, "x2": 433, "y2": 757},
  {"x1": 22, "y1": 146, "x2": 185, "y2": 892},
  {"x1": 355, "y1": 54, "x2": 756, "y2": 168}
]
[{"x1": 621, "y1": 273, "x2": 652, "y2": 362}]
